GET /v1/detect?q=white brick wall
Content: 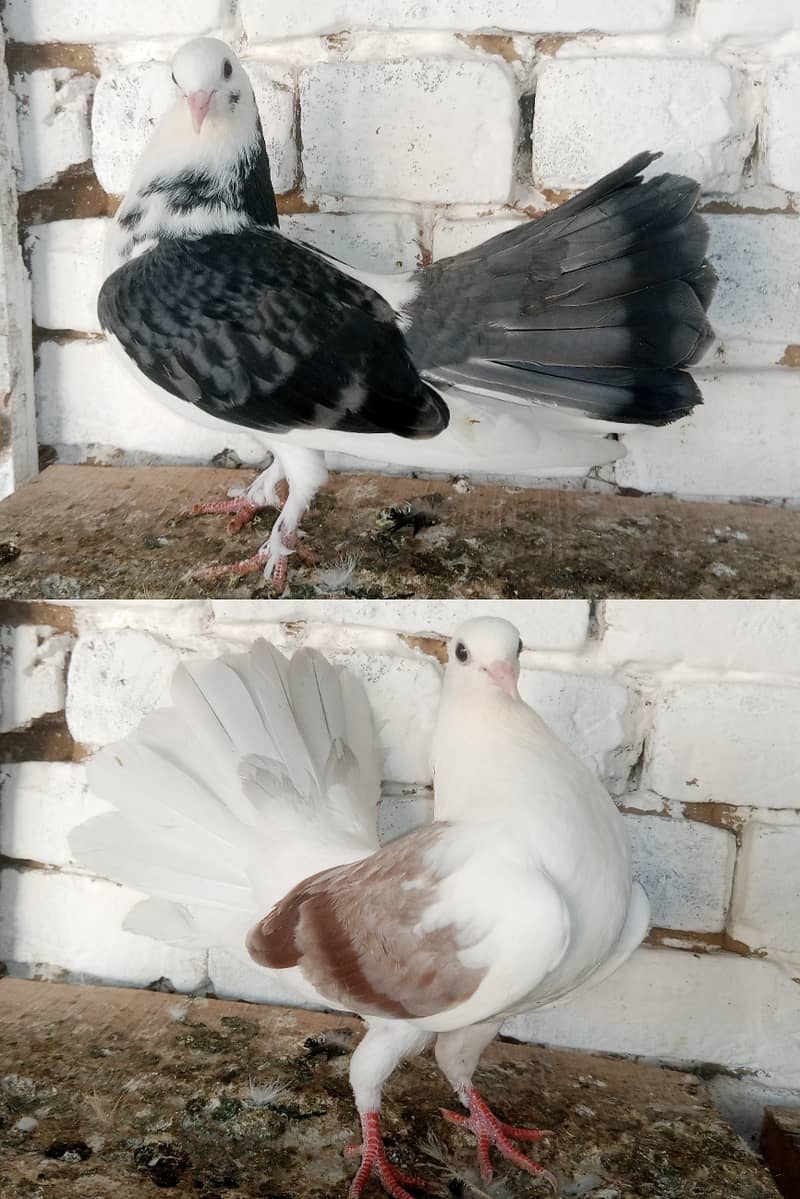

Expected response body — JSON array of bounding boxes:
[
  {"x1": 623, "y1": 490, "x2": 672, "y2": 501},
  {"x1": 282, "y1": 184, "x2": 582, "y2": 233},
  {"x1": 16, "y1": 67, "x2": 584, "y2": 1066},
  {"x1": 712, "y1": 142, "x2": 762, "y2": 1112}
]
[
  {"x1": 0, "y1": 624, "x2": 74, "y2": 733},
  {"x1": 2, "y1": 599, "x2": 799, "y2": 1119},
  {"x1": 13, "y1": 69, "x2": 94, "y2": 193},
  {"x1": 730, "y1": 820, "x2": 800, "y2": 953},
  {"x1": 765, "y1": 63, "x2": 800, "y2": 193},
  {"x1": 646, "y1": 682, "x2": 800, "y2": 808},
  {"x1": 300, "y1": 61, "x2": 517, "y2": 205},
  {"x1": 532, "y1": 58, "x2": 747, "y2": 194},
  {"x1": 242, "y1": 0, "x2": 677, "y2": 39},
  {"x1": 4, "y1": 0, "x2": 233, "y2": 43},
  {"x1": 9, "y1": 2, "x2": 800, "y2": 502}
]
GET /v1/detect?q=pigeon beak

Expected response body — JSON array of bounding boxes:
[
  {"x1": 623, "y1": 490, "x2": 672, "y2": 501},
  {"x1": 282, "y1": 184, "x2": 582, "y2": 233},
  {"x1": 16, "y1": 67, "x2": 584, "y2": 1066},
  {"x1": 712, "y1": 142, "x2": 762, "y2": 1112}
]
[
  {"x1": 187, "y1": 90, "x2": 214, "y2": 133},
  {"x1": 485, "y1": 660, "x2": 519, "y2": 698}
]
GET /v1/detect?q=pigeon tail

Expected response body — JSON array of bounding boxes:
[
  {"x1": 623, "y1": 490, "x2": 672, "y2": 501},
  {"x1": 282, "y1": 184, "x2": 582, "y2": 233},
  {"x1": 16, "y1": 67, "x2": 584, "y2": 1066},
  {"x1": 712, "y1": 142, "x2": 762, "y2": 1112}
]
[
  {"x1": 405, "y1": 151, "x2": 716, "y2": 428},
  {"x1": 70, "y1": 641, "x2": 382, "y2": 958}
]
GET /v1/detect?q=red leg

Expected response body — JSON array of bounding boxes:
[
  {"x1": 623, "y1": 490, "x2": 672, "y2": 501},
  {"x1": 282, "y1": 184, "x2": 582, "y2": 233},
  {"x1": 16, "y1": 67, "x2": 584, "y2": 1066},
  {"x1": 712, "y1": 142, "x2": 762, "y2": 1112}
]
[
  {"x1": 191, "y1": 519, "x2": 317, "y2": 595},
  {"x1": 345, "y1": 1111, "x2": 432, "y2": 1199},
  {"x1": 441, "y1": 1087, "x2": 556, "y2": 1189}
]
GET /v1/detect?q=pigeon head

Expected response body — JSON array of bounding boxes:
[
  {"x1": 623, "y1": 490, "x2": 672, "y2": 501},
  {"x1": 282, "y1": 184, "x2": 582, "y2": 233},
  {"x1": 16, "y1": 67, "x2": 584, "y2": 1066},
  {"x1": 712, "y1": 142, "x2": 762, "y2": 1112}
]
[
  {"x1": 171, "y1": 38, "x2": 254, "y2": 135},
  {"x1": 108, "y1": 38, "x2": 278, "y2": 269},
  {"x1": 446, "y1": 617, "x2": 523, "y2": 699}
]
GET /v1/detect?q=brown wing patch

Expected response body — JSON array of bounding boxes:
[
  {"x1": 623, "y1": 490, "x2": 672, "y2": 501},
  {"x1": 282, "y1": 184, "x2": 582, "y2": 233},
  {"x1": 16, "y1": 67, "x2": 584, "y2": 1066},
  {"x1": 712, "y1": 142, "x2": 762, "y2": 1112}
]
[{"x1": 246, "y1": 824, "x2": 486, "y2": 1020}]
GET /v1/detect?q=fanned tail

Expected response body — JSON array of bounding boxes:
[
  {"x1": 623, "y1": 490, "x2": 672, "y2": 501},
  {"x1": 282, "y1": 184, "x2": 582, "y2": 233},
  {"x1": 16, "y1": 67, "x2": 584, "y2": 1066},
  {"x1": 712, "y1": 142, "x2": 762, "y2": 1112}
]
[
  {"x1": 406, "y1": 151, "x2": 716, "y2": 427},
  {"x1": 70, "y1": 641, "x2": 382, "y2": 957}
]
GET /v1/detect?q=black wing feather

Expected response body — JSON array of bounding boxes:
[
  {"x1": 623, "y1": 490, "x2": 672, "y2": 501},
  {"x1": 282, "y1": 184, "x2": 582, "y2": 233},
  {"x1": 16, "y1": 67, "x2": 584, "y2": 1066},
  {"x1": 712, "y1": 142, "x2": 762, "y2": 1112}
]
[{"x1": 98, "y1": 230, "x2": 448, "y2": 440}]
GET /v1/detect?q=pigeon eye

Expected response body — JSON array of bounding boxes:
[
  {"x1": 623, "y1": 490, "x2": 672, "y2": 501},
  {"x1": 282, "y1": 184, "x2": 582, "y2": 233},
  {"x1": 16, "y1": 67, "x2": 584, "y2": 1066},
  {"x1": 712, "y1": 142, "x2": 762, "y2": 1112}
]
[
  {"x1": 517, "y1": 638, "x2": 523, "y2": 656},
  {"x1": 171, "y1": 72, "x2": 178, "y2": 86},
  {"x1": 222, "y1": 58, "x2": 233, "y2": 79},
  {"x1": 455, "y1": 642, "x2": 469, "y2": 663}
]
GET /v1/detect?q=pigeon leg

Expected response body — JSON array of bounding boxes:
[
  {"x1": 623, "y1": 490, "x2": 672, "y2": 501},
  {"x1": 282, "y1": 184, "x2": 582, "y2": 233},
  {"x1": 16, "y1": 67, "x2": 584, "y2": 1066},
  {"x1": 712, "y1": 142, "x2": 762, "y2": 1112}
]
[
  {"x1": 345, "y1": 1111, "x2": 431, "y2": 1199},
  {"x1": 435, "y1": 1025, "x2": 556, "y2": 1189},
  {"x1": 191, "y1": 447, "x2": 327, "y2": 592},
  {"x1": 346, "y1": 1021, "x2": 434, "y2": 1199},
  {"x1": 441, "y1": 1088, "x2": 556, "y2": 1188}
]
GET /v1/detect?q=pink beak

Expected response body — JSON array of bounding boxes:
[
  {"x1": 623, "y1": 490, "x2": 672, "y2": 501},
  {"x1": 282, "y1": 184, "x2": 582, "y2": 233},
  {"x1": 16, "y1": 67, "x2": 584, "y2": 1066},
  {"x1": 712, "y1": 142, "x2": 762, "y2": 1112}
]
[
  {"x1": 187, "y1": 90, "x2": 213, "y2": 133},
  {"x1": 485, "y1": 660, "x2": 519, "y2": 698}
]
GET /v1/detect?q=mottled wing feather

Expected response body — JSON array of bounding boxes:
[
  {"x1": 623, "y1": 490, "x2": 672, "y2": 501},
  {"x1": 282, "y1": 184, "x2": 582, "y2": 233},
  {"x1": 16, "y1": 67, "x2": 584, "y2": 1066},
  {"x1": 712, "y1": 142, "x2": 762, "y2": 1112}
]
[
  {"x1": 247, "y1": 824, "x2": 486, "y2": 1019},
  {"x1": 98, "y1": 230, "x2": 448, "y2": 439}
]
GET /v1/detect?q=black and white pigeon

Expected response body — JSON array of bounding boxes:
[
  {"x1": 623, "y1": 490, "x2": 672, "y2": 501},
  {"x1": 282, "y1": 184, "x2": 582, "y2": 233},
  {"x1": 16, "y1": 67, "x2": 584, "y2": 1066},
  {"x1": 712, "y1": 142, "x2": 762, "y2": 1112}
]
[{"x1": 99, "y1": 37, "x2": 716, "y2": 591}]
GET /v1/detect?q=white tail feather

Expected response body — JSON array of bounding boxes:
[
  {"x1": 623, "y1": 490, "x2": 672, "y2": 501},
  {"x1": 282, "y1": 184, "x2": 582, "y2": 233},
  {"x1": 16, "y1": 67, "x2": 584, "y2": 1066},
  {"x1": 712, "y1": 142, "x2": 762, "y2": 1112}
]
[{"x1": 71, "y1": 640, "x2": 382, "y2": 956}]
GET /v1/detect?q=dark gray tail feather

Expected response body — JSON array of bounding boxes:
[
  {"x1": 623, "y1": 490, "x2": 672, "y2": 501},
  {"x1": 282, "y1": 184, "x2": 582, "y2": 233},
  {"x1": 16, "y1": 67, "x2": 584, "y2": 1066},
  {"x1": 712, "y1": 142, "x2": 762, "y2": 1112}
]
[{"x1": 406, "y1": 151, "x2": 717, "y2": 427}]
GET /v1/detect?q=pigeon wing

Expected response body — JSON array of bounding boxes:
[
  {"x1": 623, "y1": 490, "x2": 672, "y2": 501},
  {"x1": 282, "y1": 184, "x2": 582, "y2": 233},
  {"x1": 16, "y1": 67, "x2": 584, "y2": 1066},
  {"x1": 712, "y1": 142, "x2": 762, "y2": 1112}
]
[{"x1": 98, "y1": 229, "x2": 448, "y2": 440}]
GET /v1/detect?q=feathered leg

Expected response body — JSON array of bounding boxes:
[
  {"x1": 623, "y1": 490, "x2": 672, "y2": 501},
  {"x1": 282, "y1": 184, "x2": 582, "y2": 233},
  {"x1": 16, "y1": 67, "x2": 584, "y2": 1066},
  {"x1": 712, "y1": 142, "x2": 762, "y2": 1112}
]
[
  {"x1": 346, "y1": 1020, "x2": 434, "y2": 1199},
  {"x1": 436, "y1": 1023, "x2": 556, "y2": 1189},
  {"x1": 193, "y1": 447, "x2": 328, "y2": 592}
]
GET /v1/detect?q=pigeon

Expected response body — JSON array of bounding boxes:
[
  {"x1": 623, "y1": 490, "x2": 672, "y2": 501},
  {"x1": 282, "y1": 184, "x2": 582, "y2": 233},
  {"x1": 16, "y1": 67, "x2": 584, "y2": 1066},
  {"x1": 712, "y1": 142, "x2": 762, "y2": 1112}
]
[
  {"x1": 71, "y1": 617, "x2": 650, "y2": 1198},
  {"x1": 98, "y1": 37, "x2": 716, "y2": 592}
]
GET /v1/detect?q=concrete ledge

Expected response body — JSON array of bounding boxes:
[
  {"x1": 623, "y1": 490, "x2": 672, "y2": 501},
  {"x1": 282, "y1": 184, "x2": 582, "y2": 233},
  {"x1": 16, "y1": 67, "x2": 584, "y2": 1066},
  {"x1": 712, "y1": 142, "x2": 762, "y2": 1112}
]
[
  {"x1": 1, "y1": 465, "x2": 799, "y2": 599},
  {"x1": 0, "y1": 977, "x2": 783, "y2": 1197}
]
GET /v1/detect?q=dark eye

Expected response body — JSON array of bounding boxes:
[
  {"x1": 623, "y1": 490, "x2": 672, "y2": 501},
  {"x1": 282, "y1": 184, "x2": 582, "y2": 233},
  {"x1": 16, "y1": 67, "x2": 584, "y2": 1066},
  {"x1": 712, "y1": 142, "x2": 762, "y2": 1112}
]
[
  {"x1": 455, "y1": 642, "x2": 469, "y2": 663},
  {"x1": 223, "y1": 58, "x2": 233, "y2": 79},
  {"x1": 517, "y1": 638, "x2": 523, "y2": 656},
  {"x1": 171, "y1": 71, "x2": 178, "y2": 86}
]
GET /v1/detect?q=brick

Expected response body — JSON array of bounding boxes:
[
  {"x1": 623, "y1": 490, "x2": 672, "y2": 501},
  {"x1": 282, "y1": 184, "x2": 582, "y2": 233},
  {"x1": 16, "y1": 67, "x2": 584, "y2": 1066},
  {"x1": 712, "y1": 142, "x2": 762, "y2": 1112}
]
[
  {"x1": 504, "y1": 947, "x2": 800, "y2": 1091},
  {"x1": 532, "y1": 58, "x2": 746, "y2": 193},
  {"x1": 72, "y1": 600, "x2": 213, "y2": 638},
  {"x1": 0, "y1": 763, "x2": 109, "y2": 866},
  {"x1": 432, "y1": 214, "x2": 529, "y2": 260},
  {"x1": 730, "y1": 821, "x2": 800, "y2": 954},
  {"x1": 35, "y1": 338, "x2": 265, "y2": 465},
  {"x1": 696, "y1": 0, "x2": 800, "y2": 41},
  {"x1": 646, "y1": 683, "x2": 800, "y2": 808},
  {"x1": 241, "y1": 63, "x2": 298, "y2": 195},
  {"x1": 91, "y1": 62, "x2": 296, "y2": 198},
  {"x1": 211, "y1": 600, "x2": 590, "y2": 652},
  {"x1": 285, "y1": 212, "x2": 422, "y2": 274},
  {"x1": 13, "y1": 70, "x2": 94, "y2": 193},
  {"x1": 614, "y1": 370, "x2": 800, "y2": 500},
  {"x1": 706, "y1": 215, "x2": 800, "y2": 368},
  {"x1": 66, "y1": 629, "x2": 183, "y2": 745},
  {"x1": 766, "y1": 63, "x2": 800, "y2": 193},
  {"x1": 0, "y1": 869, "x2": 207, "y2": 991},
  {"x1": 603, "y1": 600, "x2": 800, "y2": 675},
  {"x1": 300, "y1": 61, "x2": 517, "y2": 204},
  {"x1": 243, "y1": 0, "x2": 675, "y2": 39},
  {"x1": 0, "y1": 625, "x2": 73, "y2": 734},
  {"x1": 377, "y1": 792, "x2": 432, "y2": 843},
  {"x1": 27, "y1": 219, "x2": 108, "y2": 334},
  {"x1": 519, "y1": 670, "x2": 636, "y2": 794},
  {"x1": 624, "y1": 814, "x2": 735, "y2": 931},
  {"x1": 4, "y1": 0, "x2": 231, "y2": 42}
]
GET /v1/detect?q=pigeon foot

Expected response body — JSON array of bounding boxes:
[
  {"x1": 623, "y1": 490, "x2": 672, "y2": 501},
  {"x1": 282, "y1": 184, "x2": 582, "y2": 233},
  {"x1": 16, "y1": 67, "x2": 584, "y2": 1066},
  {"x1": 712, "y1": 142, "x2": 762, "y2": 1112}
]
[
  {"x1": 192, "y1": 529, "x2": 317, "y2": 594},
  {"x1": 186, "y1": 495, "x2": 265, "y2": 536},
  {"x1": 441, "y1": 1087, "x2": 556, "y2": 1189},
  {"x1": 345, "y1": 1111, "x2": 432, "y2": 1199}
]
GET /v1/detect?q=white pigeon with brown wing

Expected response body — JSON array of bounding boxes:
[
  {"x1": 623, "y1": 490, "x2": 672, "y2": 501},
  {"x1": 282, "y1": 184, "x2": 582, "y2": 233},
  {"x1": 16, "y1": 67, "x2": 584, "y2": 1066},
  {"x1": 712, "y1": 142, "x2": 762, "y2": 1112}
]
[
  {"x1": 99, "y1": 36, "x2": 715, "y2": 592},
  {"x1": 72, "y1": 618, "x2": 649, "y2": 1198}
]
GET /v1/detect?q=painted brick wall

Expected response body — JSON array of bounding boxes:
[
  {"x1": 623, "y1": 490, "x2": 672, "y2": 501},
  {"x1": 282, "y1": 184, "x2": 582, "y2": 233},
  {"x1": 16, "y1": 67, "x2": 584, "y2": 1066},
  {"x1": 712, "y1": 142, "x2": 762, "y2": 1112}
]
[
  {"x1": 0, "y1": 598, "x2": 799, "y2": 1136},
  {"x1": 3, "y1": 2, "x2": 800, "y2": 500}
]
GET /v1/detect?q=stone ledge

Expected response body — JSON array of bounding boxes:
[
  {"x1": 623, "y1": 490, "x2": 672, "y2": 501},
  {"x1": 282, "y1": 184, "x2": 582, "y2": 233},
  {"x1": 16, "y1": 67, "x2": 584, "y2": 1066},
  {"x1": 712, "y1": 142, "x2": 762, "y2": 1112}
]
[
  {"x1": 0, "y1": 977, "x2": 783, "y2": 1198},
  {"x1": 1, "y1": 465, "x2": 799, "y2": 599}
]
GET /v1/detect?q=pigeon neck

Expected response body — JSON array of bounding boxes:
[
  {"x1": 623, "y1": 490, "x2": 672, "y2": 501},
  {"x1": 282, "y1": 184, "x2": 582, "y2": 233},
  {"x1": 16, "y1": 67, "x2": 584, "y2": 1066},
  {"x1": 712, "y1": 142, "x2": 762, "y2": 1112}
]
[{"x1": 107, "y1": 108, "x2": 278, "y2": 273}]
